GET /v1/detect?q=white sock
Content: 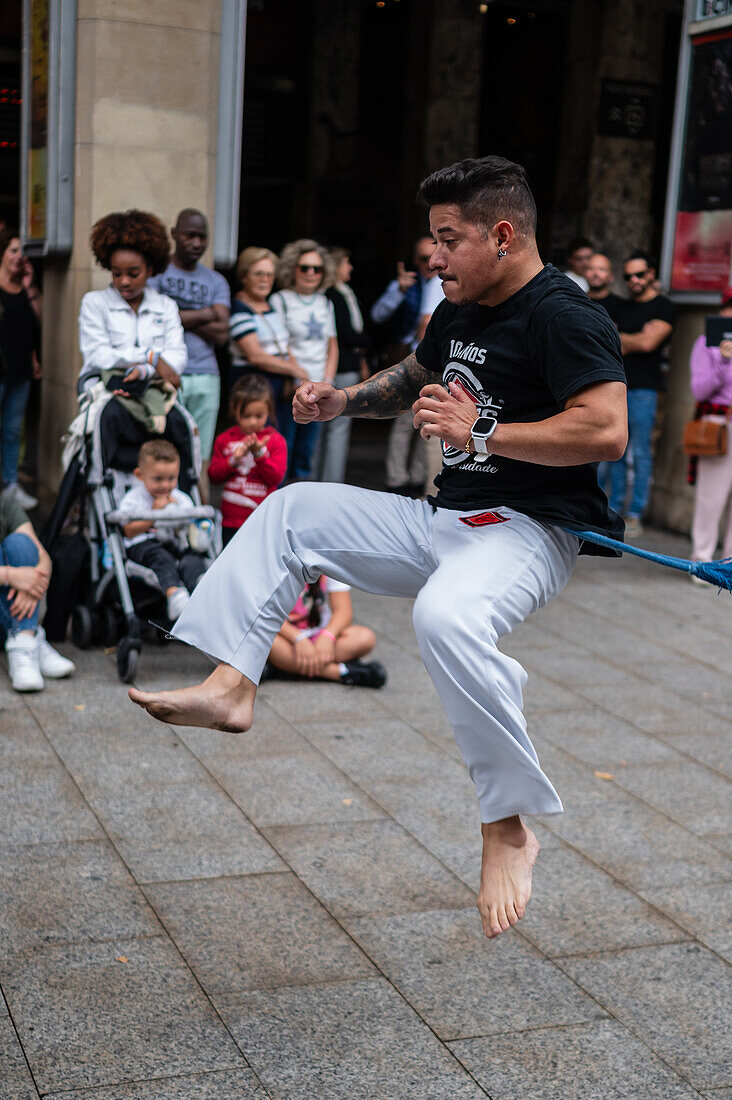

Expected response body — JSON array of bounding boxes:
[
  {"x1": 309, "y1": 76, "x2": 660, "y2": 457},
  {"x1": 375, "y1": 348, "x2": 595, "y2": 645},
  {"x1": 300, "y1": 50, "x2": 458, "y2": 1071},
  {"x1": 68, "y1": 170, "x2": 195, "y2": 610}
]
[{"x1": 338, "y1": 662, "x2": 348, "y2": 676}]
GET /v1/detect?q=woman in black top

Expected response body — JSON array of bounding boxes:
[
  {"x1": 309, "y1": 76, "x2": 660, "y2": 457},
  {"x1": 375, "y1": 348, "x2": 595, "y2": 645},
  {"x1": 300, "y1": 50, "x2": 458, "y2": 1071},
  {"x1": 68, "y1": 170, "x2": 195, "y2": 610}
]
[
  {"x1": 0, "y1": 227, "x2": 41, "y2": 509},
  {"x1": 314, "y1": 247, "x2": 369, "y2": 482}
]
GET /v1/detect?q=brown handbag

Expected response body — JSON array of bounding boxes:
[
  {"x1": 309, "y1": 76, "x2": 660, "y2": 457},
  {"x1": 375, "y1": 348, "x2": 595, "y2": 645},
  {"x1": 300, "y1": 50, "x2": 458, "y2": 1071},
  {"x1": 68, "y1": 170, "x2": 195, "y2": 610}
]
[{"x1": 682, "y1": 417, "x2": 728, "y2": 457}]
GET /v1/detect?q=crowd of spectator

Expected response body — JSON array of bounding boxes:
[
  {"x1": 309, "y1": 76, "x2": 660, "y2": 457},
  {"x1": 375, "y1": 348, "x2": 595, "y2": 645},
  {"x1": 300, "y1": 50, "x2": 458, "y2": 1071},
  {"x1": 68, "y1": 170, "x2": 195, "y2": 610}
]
[{"x1": 2, "y1": 210, "x2": 732, "y2": 693}]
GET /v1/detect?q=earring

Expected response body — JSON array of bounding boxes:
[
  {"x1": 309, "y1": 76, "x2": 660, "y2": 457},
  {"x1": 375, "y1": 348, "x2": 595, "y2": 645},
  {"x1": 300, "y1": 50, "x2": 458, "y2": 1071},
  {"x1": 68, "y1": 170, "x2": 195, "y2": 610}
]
[{"x1": 498, "y1": 247, "x2": 507, "y2": 258}]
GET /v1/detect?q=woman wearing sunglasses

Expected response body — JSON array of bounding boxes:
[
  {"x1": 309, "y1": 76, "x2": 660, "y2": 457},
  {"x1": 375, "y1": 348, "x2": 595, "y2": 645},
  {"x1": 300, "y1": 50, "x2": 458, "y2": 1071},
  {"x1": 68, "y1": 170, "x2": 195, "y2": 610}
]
[{"x1": 271, "y1": 240, "x2": 338, "y2": 480}]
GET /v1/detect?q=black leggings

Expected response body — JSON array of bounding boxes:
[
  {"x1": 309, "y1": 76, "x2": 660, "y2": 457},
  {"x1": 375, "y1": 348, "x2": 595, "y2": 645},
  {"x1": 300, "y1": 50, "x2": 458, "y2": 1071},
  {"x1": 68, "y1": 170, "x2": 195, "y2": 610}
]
[{"x1": 126, "y1": 539, "x2": 206, "y2": 592}]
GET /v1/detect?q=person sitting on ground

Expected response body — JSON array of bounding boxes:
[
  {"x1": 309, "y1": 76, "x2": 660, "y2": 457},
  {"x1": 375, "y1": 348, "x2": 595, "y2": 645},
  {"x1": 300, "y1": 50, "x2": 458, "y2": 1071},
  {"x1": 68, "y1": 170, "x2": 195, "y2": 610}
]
[
  {"x1": 267, "y1": 575, "x2": 386, "y2": 688},
  {"x1": 1, "y1": 490, "x2": 75, "y2": 692},
  {"x1": 208, "y1": 375, "x2": 288, "y2": 547},
  {"x1": 118, "y1": 440, "x2": 207, "y2": 621}
]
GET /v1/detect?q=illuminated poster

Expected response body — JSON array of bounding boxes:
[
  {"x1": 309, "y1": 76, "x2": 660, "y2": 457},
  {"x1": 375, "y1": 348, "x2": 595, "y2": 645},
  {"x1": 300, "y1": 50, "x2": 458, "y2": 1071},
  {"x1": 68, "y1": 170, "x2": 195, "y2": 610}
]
[
  {"x1": 671, "y1": 27, "x2": 732, "y2": 292},
  {"x1": 27, "y1": 0, "x2": 49, "y2": 242}
]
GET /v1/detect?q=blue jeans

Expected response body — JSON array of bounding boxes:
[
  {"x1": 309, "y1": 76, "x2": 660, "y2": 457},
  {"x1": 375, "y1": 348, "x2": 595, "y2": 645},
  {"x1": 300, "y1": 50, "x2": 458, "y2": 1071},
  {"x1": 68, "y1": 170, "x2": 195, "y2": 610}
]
[
  {"x1": 0, "y1": 380, "x2": 32, "y2": 485},
  {"x1": 279, "y1": 402, "x2": 322, "y2": 481},
  {"x1": 0, "y1": 531, "x2": 40, "y2": 637},
  {"x1": 608, "y1": 388, "x2": 658, "y2": 519}
]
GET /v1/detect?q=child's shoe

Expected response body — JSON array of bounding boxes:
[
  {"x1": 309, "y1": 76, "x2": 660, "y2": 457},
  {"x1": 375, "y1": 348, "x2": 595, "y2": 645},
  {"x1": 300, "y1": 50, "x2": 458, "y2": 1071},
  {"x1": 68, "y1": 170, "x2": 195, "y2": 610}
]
[
  {"x1": 340, "y1": 660, "x2": 387, "y2": 688},
  {"x1": 36, "y1": 627, "x2": 76, "y2": 679},
  {"x1": 167, "y1": 587, "x2": 190, "y2": 620},
  {"x1": 6, "y1": 631, "x2": 44, "y2": 692}
]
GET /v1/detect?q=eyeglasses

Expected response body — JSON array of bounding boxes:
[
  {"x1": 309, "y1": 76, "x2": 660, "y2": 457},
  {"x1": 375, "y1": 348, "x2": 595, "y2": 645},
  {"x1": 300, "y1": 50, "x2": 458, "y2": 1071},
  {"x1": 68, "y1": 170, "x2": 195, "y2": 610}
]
[
  {"x1": 297, "y1": 263, "x2": 323, "y2": 274},
  {"x1": 623, "y1": 269, "x2": 649, "y2": 281}
]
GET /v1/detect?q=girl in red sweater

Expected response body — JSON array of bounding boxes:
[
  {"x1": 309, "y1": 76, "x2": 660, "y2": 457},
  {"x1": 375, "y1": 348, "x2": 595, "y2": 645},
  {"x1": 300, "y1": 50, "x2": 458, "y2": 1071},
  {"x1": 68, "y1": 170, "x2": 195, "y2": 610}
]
[{"x1": 209, "y1": 376, "x2": 288, "y2": 546}]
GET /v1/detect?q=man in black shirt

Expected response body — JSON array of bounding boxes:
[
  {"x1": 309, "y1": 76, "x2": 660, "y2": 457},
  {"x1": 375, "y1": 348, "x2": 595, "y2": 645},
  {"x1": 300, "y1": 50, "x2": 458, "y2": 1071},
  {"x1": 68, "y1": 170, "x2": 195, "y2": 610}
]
[
  {"x1": 131, "y1": 157, "x2": 627, "y2": 941},
  {"x1": 586, "y1": 253, "x2": 625, "y2": 325},
  {"x1": 608, "y1": 251, "x2": 676, "y2": 536}
]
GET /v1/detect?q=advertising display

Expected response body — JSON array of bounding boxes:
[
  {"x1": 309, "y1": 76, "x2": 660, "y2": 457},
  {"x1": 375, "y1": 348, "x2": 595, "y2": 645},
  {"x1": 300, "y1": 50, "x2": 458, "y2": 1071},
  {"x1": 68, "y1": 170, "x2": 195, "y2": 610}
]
[{"x1": 669, "y1": 26, "x2": 732, "y2": 293}]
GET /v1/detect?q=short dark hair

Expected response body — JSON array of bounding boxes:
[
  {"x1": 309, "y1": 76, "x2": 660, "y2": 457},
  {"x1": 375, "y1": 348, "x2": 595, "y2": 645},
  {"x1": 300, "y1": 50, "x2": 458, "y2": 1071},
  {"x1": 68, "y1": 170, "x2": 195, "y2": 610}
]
[
  {"x1": 624, "y1": 249, "x2": 656, "y2": 271},
  {"x1": 566, "y1": 236, "x2": 595, "y2": 256},
  {"x1": 229, "y1": 374, "x2": 276, "y2": 424},
  {"x1": 417, "y1": 156, "x2": 537, "y2": 239},
  {"x1": 90, "y1": 210, "x2": 170, "y2": 274},
  {"x1": 138, "y1": 439, "x2": 180, "y2": 467}
]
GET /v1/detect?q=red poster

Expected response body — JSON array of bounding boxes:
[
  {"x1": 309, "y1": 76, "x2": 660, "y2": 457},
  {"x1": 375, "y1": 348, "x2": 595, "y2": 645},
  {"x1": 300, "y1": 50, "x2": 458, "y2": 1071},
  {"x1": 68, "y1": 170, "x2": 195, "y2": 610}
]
[{"x1": 671, "y1": 210, "x2": 732, "y2": 292}]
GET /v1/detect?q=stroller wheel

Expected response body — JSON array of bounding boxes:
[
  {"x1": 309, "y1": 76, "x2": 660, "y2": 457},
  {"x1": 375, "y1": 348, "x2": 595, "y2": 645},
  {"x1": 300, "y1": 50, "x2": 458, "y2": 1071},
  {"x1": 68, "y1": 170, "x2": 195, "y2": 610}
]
[
  {"x1": 116, "y1": 636, "x2": 140, "y2": 683},
  {"x1": 71, "y1": 605, "x2": 94, "y2": 650},
  {"x1": 98, "y1": 604, "x2": 119, "y2": 647}
]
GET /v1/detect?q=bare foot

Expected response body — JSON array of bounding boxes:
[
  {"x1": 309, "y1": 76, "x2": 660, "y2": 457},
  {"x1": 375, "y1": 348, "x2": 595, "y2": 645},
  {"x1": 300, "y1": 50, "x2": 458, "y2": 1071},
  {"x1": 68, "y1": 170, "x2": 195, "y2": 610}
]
[
  {"x1": 128, "y1": 663, "x2": 256, "y2": 733},
  {"x1": 476, "y1": 815, "x2": 540, "y2": 938}
]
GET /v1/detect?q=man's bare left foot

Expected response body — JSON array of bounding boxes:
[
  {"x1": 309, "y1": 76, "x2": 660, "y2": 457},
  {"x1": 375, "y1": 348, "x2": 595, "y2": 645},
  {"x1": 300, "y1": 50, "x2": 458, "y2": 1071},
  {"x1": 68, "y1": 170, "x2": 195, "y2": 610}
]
[
  {"x1": 128, "y1": 663, "x2": 256, "y2": 733},
  {"x1": 476, "y1": 815, "x2": 540, "y2": 938}
]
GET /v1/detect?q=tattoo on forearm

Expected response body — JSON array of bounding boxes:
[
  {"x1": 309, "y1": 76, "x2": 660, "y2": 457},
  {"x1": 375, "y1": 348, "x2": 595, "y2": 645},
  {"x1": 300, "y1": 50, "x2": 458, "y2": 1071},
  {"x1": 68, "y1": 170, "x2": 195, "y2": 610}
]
[{"x1": 342, "y1": 353, "x2": 440, "y2": 418}]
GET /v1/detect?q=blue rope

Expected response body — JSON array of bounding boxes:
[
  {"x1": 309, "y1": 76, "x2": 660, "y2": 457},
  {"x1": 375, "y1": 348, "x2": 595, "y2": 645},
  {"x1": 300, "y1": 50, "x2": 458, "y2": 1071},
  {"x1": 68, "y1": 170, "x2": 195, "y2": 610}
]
[{"x1": 563, "y1": 528, "x2": 732, "y2": 591}]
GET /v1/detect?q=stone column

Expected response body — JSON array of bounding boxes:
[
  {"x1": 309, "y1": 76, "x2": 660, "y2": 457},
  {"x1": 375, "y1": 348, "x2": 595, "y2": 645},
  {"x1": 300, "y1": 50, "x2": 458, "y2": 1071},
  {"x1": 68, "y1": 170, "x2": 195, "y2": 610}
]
[{"x1": 39, "y1": 1, "x2": 225, "y2": 500}]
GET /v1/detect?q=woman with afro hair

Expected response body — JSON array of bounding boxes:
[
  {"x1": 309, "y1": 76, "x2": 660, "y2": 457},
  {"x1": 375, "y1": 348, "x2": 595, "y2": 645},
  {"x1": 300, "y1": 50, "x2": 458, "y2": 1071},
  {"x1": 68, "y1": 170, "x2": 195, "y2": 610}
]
[
  {"x1": 77, "y1": 210, "x2": 191, "y2": 476},
  {"x1": 79, "y1": 210, "x2": 186, "y2": 394}
]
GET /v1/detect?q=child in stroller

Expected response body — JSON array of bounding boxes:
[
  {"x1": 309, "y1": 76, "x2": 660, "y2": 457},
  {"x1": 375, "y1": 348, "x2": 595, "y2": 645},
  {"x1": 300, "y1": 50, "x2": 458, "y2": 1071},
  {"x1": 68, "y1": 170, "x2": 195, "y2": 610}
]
[{"x1": 118, "y1": 439, "x2": 207, "y2": 621}]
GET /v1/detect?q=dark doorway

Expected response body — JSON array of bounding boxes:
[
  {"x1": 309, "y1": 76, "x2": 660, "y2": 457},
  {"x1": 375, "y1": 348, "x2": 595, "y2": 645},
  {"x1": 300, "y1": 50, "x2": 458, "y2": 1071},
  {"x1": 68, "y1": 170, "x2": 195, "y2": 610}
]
[{"x1": 478, "y1": 3, "x2": 567, "y2": 253}]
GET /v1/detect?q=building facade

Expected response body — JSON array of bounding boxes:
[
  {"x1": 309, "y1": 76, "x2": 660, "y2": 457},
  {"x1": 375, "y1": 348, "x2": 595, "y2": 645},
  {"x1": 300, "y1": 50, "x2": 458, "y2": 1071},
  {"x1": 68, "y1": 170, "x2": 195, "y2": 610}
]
[{"x1": 7, "y1": 0, "x2": 731, "y2": 538}]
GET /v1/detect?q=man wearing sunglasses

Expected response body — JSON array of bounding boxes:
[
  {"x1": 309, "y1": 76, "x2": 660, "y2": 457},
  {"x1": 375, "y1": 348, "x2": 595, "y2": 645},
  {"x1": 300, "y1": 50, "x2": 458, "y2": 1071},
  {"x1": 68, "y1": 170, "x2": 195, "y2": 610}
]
[{"x1": 608, "y1": 251, "x2": 675, "y2": 537}]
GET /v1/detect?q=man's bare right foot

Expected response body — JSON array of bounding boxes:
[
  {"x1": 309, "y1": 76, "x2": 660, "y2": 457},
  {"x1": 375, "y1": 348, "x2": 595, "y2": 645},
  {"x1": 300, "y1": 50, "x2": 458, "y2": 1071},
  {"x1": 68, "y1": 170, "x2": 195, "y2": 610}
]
[
  {"x1": 476, "y1": 815, "x2": 540, "y2": 938},
  {"x1": 128, "y1": 662, "x2": 256, "y2": 733}
]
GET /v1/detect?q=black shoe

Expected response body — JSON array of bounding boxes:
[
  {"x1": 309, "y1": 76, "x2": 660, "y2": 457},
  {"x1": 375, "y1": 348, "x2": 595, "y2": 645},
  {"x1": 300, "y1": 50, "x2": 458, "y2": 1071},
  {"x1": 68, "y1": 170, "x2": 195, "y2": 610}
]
[{"x1": 340, "y1": 660, "x2": 387, "y2": 688}]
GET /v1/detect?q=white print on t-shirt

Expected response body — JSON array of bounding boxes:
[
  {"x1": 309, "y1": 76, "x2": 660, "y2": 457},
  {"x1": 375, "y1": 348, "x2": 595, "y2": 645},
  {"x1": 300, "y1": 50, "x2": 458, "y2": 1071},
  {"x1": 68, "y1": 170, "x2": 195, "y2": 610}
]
[
  {"x1": 441, "y1": 360, "x2": 504, "y2": 470},
  {"x1": 449, "y1": 339, "x2": 487, "y2": 365}
]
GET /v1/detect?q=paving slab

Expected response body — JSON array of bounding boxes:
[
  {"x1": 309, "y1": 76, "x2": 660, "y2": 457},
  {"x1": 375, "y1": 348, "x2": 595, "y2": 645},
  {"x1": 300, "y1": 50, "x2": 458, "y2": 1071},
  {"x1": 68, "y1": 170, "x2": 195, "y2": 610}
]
[
  {"x1": 651, "y1": 726, "x2": 732, "y2": 779},
  {"x1": 364, "y1": 773, "x2": 488, "y2": 885},
  {"x1": 0, "y1": 838, "x2": 160, "y2": 963},
  {"x1": 300, "y1": 715, "x2": 455, "y2": 784},
  {"x1": 0, "y1": 756, "x2": 104, "y2": 845},
  {"x1": 449, "y1": 1018, "x2": 700, "y2": 1100},
  {"x1": 560, "y1": 941, "x2": 732, "y2": 1089},
  {"x1": 546, "y1": 786, "x2": 732, "y2": 889},
  {"x1": 203, "y1": 749, "x2": 384, "y2": 827},
  {"x1": 264, "y1": 819, "x2": 474, "y2": 919},
  {"x1": 216, "y1": 977, "x2": 486, "y2": 1100},
  {"x1": 44, "y1": 1069, "x2": 269, "y2": 1098},
  {"x1": 0, "y1": 1005, "x2": 39, "y2": 1099},
  {"x1": 3, "y1": 937, "x2": 242, "y2": 1094},
  {"x1": 518, "y1": 844, "x2": 690, "y2": 958},
  {"x1": 263, "y1": 677, "x2": 392, "y2": 724},
  {"x1": 345, "y1": 908, "x2": 604, "y2": 1041},
  {"x1": 531, "y1": 707, "x2": 681, "y2": 768},
  {"x1": 145, "y1": 872, "x2": 375, "y2": 994},
  {"x1": 611, "y1": 760, "x2": 732, "y2": 836},
  {"x1": 637, "y1": 880, "x2": 732, "y2": 963}
]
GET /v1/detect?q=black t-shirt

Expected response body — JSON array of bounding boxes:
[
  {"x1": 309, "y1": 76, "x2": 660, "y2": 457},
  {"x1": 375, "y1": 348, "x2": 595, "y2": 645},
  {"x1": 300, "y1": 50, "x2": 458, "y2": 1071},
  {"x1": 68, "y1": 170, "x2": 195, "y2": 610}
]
[
  {"x1": 0, "y1": 286, "x2": 39, "y2": 383},
  {"x1": 593, "y1": 291, "x2": 626, "y2": 327},
  {"x1": 617, "y1": 294, "x2": 676, "y2": 390},
  {"x1": 416, "y1": 265, "x2": 627, "y2": 554}
]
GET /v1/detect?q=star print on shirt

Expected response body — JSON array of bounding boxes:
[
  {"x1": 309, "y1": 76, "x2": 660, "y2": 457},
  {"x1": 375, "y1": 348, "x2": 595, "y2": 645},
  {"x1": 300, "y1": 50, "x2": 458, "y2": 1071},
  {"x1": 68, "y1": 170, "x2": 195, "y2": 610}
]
[{"x1": 304, "y1": 312, "x2": 324, "y2": 340}]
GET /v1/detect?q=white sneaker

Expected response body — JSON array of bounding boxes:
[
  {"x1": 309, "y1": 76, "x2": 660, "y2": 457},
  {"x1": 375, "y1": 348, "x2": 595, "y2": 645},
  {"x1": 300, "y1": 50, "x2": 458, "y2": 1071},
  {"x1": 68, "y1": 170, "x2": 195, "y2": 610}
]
[
  {"x1": 166, "y1": 587, "x2": 190, "y2": 620},
  {"x1": 6, "y1": 631, "x2": 44, "y2": 692},
  {"x1": 2, "y1": 482, "x2": 38, "y2": 510},
  {"x1": 36, "y1": 627, "x2": 76, "y2": 678}
]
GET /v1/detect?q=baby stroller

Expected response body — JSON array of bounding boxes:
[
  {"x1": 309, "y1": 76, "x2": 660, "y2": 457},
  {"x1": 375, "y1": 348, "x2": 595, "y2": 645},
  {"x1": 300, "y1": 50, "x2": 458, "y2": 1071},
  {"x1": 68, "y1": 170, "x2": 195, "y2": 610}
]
[{"x1": 42, "y1": 384, "x2": 221, "y2": 682}]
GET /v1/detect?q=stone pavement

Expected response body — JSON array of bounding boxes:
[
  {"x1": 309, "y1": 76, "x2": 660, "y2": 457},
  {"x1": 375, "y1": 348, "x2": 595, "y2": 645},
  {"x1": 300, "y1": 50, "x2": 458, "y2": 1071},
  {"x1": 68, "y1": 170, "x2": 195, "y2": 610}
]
[{"x1": 1, "y1": 527, "x2": 730, "y2": 1099}]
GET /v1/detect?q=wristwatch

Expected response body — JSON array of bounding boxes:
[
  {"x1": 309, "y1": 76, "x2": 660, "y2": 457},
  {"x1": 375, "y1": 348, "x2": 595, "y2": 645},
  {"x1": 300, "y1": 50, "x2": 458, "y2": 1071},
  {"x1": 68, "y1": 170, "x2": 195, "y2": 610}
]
[{"x1": 466, "y1": 414, "x2": 498, "y2": 455}]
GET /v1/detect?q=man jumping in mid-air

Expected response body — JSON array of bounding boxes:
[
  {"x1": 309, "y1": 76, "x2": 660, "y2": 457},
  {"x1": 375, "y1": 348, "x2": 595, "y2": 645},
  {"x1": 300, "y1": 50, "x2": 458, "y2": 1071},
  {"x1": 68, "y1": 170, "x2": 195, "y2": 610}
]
[{"x1": 130, "y1": 156, "x2": 628, "y2": 939}]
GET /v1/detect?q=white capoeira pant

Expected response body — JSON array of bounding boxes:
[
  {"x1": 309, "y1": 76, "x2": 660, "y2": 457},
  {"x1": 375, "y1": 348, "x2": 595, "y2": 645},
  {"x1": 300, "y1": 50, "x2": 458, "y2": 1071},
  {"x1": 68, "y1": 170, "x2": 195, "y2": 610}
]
[{"x1": 172, "y1": 482, "x2": 579, "y2": 823}]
